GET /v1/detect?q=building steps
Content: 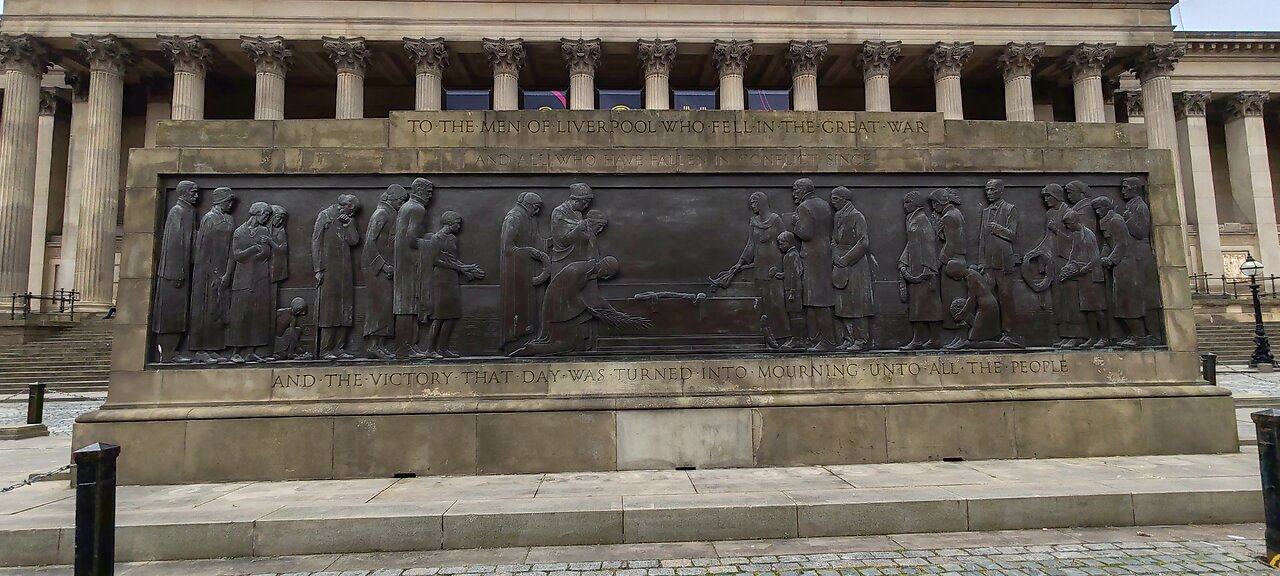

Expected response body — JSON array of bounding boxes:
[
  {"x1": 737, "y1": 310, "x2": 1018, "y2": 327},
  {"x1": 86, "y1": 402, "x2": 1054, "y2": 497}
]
[{"x1": 0, "y1": 320, "x2": 113, "y2": 394}]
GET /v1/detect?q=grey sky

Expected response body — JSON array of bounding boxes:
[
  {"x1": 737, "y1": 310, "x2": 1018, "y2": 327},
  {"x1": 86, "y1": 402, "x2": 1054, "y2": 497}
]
[{"x1": 0, "y1": 0, "x2": 1274, "y2": 32}]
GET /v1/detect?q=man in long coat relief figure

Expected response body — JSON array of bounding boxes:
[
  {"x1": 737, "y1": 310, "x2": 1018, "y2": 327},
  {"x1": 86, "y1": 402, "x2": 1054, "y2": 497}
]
[
  {"x1": 393, "y1": 178, "x2": 432, "y2": 357},
  {"x1": 1059, "y1": 209, "x2": 1109, "y2": 348},
  {"x1": 314, "y1": 194, "x2": 362, "y2": 360},
  {"x1": 226, "y1": 201, "x2": 277, "y2": 363},
  {"x1": 831, "y1": 186, "x2": 875, "y2": 350},
  {"x1": 791, "y1": 178, "x2": 838, "y2": 352},
  {"x1": 1095, "y1": 196, "x2": 1147, "y2": 347},
  {"x1": 152, "y1": 180, "x2": 199, "y2": 363},
  {"x1": 979, "y1": 179, "x2": 1019, "y2": 345},
  {"x1": 499, "y1": 192, "x2": 549, "y2": 352},
  {"x1": 711, "y1": 191, "x2": 791, "y2": 348},
  {"x1": 899, "y1": 190, "x2": 944, "y2": 350},
  {"x1": 1122, "y1": 176, "x2": 1158, "y2": 342},
  {"x1": 188, "y1": 186, "x2": 236, "y2": 363},
  {"x1": 363, "y1": 185, "x2": 407, "y2": 359}
]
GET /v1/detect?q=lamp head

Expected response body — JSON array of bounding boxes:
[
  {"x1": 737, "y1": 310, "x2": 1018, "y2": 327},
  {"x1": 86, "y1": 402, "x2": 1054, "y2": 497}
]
[{"x1": 1242, "y1": 253, "x2": 1264, "y2": 279}]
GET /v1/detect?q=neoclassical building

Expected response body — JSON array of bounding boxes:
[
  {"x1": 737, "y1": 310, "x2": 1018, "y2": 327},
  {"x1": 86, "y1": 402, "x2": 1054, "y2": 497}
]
[{"x1": 0, "y1": 0, "x2": 1275, "y2": 309}]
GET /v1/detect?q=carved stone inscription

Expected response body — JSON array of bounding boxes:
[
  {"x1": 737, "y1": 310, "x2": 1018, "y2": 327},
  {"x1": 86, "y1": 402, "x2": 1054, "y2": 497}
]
[{"x1": 150, "y1": 173, "x2": 1164, "y2": 365}]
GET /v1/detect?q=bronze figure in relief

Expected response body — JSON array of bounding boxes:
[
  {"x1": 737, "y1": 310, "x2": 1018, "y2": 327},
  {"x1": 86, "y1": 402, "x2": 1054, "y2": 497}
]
[
  {"x1": 313, "y1": 194, "x2": 362, "y2": 360},
  {"x1": 394, "y1": 178, "x2": 433, "y2": 357},
  {"x1": 153, "y1": 180, "x2": 199, "y2": 363},
  {"x1": 511, "y1": 256, "x2": 650, "y2": 357},
  {"x1": 1059, "y1": 209, "x2": 1109, "y2": 348},
  {"x1": 226, "y1": 201, "x2": 277, "y2": 363},
  {"x1": 363, "y1": 185, "x2": 407, "y2": 359},
  {"x1": 187, "y1": 186, "x2": 236, "y2": 362},
  {"x1": 499, "y1": 192, "x2": 549, "y2": 352},
  {"x1": 978, "y1": 179, "x2": 1019, "y2": 345},
  {"x1": 929, "y1": 187, "x2": 966, "y2": 342},
  {"x1": 274, "y1": 297, "x2": 311, "y2": 360},
  {"x1": 791, "y1": 178, "x2": 838, "y2": 351},
  {"x1": 899, "y1": 191, "x2": 944, "y2": 349},
  {"x1": 421, "y1": 211, "x2": 485, "y2": 358},
  {"x1": 711, "y1": 191, "x2": 791, "y2": 347},
  {"x1": 1094, "y1": 196, "x2": 1145, "y2": 347},
  {"x1": 830, "y1": 186, "x2": 875, "y2": 350}
]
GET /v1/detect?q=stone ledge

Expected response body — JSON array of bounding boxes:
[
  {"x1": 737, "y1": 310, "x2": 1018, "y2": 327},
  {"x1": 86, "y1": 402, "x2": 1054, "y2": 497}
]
[{"x1": 0, "y1": 424, "x2": 48, "y2": 440}]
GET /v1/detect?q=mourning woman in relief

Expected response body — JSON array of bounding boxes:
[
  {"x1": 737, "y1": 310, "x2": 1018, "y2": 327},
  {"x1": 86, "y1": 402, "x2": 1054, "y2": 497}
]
[
  {"x1": 499, "y1": 192, "x2": 550, "y2": 352},
  {"x1": 510, "y1": 256, "x2": 650, "y2": 357},
  {"x1": 928, "y1": 187, "x2": 966, "y2": 345},
  {"x1": 1058, "y1": 208, "x2": 1109, "y2": 348},
  {"x1": 943, "y1": 259, "x2": 1006, "y2": 349},
  {"x1": 313, "y1": 194, "x2": 362, "y2": 360},
  {"x1": 1094, "y1": 196, "x2": 1146, "y2": 347},
  {"x1": 226, "y1": 201, "x2": 277, "y2": 363},
  {"x1": 1122, "y1": 176, "x2": 1158, "y2": 340},
  {"x1": 152, "y1": 180, "x2": 199, "y2": 363},
  {"x1": 421, "y1": 211, "x2": 485, "y2": 358},
  {"x1": 268, "y1": 205, "x2": 289, "y2": 312},
  {"x1": 548, "y1": 183, "x2": 604, "y2": 277},
  {"x1": 710, "y1": 191, "x2": 791, "y2": 346},
  {"x1": 363, "y1": 184, "x2": 408, "y2": 359},
  {"x1": 831, "y1": 186, "x2": 875, "y2": 350},
  {"x1": 1023, "y1": 184, "x2": 1086, "y2": 347},
  {"x1": 188, "y1": 187, "x2": 236, "y2": 363},
  {"x1": 898, "y1": 190, "x2": 944, "y2": 350}
]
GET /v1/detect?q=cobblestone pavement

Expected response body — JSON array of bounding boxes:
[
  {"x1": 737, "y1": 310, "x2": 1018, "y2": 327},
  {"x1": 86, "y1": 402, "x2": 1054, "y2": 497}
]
[
  {"x1": 0, "y1": 398, "x2": 102, "y2": 435},
  {"x1": 1215, "y1": 365, "x2": 1280, "y2": 398},
  {"x1": 4, "y1": 526, "x2": 1271, "y2": 576}
]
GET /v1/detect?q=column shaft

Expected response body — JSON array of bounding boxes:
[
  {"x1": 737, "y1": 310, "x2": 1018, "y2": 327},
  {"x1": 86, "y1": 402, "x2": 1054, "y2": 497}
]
[
  {"x1": 0, "y1": 67, "x2": 42, "y2": 295},
  {"x1": 172, "y1": 69, "x2": 206, "y2": 120},
  {"x1": 58, "y1": 89, "x2": 89, "y2": 292},
  {"x1": 74, "y1": 66, "x2": 125, "y2": 307},
  {"x1": 405, "y1": 38, "x2": 448, "y2": 112},
  {"x1": 336, "y1": 70, "x2": 364, "y2": 119},
  {"x1": 569, "y1": 72, "x2": 594, "y2": 110},
  {"x1": 494, "y1": 72, "x2": 519, "y2": 110},
  {"x1": 1141, "y1": 74, "x2": 1190, "y2": 270},
  {"x1": 644, "y1": 70, "x2": 670, "y2": 110},
  {"x1": 416, "y1": 69, "x2": 442, "y2": 111},
  {"x1": 935, "y1": 75, "x2": 963, "y2": 120},
  {"x1": 865, "y1": 75, "x2": 891, "y2": 112},
  {"x1": 719, "y1": 73, "x2": 744, "y2": 110},
  {"x1": 638, "y1": 39, "x2": 677, "y2": 110},
  {"x1": 1226, "y1": 114, "x2": 1280, "y2": 273},
  {"x1": 28, "y1": 102, "x2": 56, "y2": 295},
  {"x1": 1003, "y1": 75, "x2": 1034, "y2": 121},
  {"x1": 1177, "y1": 113, "x2": 1224, "y2": 276},
  {"x1": 792, "y1": 73, "x2": 817, "y2": 111},
  {"x1": 1073, "y1": 74, "x2": 1106, "y2": 123},
  {"x1": 255, "y1": 70, "x2": 285, "y2": 120}
]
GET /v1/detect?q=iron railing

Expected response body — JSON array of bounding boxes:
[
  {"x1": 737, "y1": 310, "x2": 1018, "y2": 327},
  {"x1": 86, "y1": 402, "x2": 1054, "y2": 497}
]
[{"x1": 7, "y1": 289, "x2": 80, "y2": 320}]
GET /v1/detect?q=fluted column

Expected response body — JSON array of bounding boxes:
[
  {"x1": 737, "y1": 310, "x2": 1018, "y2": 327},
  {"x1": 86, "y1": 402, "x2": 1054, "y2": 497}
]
[
  {"x1": 322, "y1": 36, "x2": 370, "y2": 119},
  {"x1": 71, "y1": 34, "x2": 130, "y2": 308},
  {"x1": 786, "y1": 40, "x2": 826, "y2": 111},
  {"x1": 860, "y1": 41, "x2": 901, "y2": 112},
  {"x1": 58, "y1": 74, "x2": 89, "y2": 292},
  {"x1": 29, "y1": 90, "x2": 57, "y2": 295},
  {"x1": 1119, "y1": 89, "x2": 1145, "y2": 124},
  {"x1": 484, "y1": 38, "x2": 524, "y2": 111},
  {"x1": 1136, "y1": 43, "x2": 1191, "y2": 267},
  {"x1": 998, "y1": 42, "x2": 1043, "y2": 122},
  {"x1": 1225, "y1": 92, "x2": 1280, "y2": 273},
  {"x1": 928, "y1": 41, "x2": 973, "y2": 120},
  {"x1": 405, "y1": 37, "x2": 447, "y2": 111},
  {"x1": 0, "y1": 33, "x2": 49, "y2": 296},
  {"x1": 1067, "y1": 43, "x2": 1115, "y2": 123},
  {"x1": 157, "y1": 35, "x2": 209, "y2": 120},
  {"x1": 562, "y1": 38, "x2": 601, "y2": 110},
  {"x1": 241, "y1": 36, "x2": 291, "y2": 120},
  {"x1": 1175, "y1": 91, "x2": 1223, "y2": 276},
  {"x1": 142, "y1": 77, "x2": 172, "y2": 148},
  {"x1": 638, "y1": 39, "x2": 676, "y2": 110},
  {"x1": 713, "y1": 40, "x2": 752, "y2": 111}
]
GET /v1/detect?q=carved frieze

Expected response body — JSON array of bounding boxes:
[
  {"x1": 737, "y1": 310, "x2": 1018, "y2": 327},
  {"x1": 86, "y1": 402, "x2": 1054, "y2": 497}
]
[
  {"x1": 786, "y1": 40, "x2": 828, "y2": 77},
  {"x1": 712, "y1": 39, "x2": 753, "y2": 76},
  {"x1": 157, "y1": 34, "x2": 210, "y2": 75}
]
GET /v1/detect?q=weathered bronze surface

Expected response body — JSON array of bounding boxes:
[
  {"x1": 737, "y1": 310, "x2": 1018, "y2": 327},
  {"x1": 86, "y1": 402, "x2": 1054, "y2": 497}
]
[{"x1": 148, "y1": 173, "x2": 1164, "y2": 363}]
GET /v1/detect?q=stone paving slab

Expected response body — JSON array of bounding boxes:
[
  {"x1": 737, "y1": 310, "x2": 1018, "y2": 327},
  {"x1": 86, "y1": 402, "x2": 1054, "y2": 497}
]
[
  {"x1": 0, "y1": 524, "x2": 1269, "y2": 575},
  {"x1": 0, "y1": 451, "x2": 1267, "y2": 566}
]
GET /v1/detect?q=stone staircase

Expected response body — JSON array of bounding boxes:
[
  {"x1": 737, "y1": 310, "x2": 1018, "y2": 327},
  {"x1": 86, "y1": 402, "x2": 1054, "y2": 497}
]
[
  {"x1": 1195, "y1": 319, "x2": 1280, "y2": 365},
  {"x1": 0, "y1": 320, "x2": 112, "y2": 395}
]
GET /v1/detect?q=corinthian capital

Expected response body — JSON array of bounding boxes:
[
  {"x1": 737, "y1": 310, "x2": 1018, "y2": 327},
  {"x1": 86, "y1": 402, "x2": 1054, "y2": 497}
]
[
  {"x1": 1176, "y1": 91, "x2": 1210, "y2": 119},
  {"x1": 786, "y1": 40, "x2": 827, "y2": 76},
  {"x1": 1134, "y1": 43, "x2": 1186, "y2": 83},
  {"x1": 998, "y1": 42, "x2": 1044, "y2": 81},
  {"x1": 1117, "y1": 89, "x2": 1144, "y2": 118},
  {"x1": 39, "y1": 89, "x2": 58, "y2": 116},
  {"x1": 404, "y1": 37, "x2": 448, "y2": 74},
  {"x1": 1067, "y1": 42, "x2": 1115, "y2": 82},
  {"x1": 0, "y1": 34, "x2": 49, "y2": 75},
  {"x1": 561, "y1": 38, "x2": 601, "y2": 75},
  {"x1": 638, "y1": 38, "x2": 677, "y2": 75},
  {"x1": 322, "y1": 36, "x2": 371, "y2": 75},
  {"x1": 157, "y1": 35, "x2": 210, "y2": 75},
  {"x1": 860, "y1": 41, "x2": 902, "y2": 78},
  {"x1": 484, "y1": 38, "x2": 525, "y2": 75},
  {"x1": 241, "y1": 36, "x2": 292, "y2": 76},
  {"x1": 1227, "y1": 91, "x2": 1269, "y2": 120},
  {"x1": 65, "y1": 72, "x2": 89, "y2": 103},
  {"x1": 712, "y1": 39, "x2": 753, "y2": 76},
  {"x1": 928, "y1": 41, "x2": 973, "y2": 79},
  {"x1": 73, "y1": 34, "x2": 131, "y2": 75}
]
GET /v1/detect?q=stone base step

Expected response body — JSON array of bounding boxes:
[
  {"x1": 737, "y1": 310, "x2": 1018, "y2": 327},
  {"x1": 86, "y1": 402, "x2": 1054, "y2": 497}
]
[{"x1": 0, "y1": 453, "x2": 1262, "y2": 567}]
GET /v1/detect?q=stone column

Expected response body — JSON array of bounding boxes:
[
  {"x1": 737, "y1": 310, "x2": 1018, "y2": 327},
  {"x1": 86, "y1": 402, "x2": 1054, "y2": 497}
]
[
  {"x1": 638, "y1": 39, "x2": 677, "y2": 110},
  {"x1": 157, "y1": 35, "x2": 209, "y2": 120},
  {"x1": 860, "y1": 41, "x2": 901, "y2": 112},
  {"x1": 404, "y1": 37, "x2": 447, "y2": 112},
  {"x1": 562, "y1": 38, "x2": 601, "y2": 110},
  {"x1": 928, "y1": 41, "x2": 973, "y2": 120},
  {"x1": 322, "y1": 36, "x2": 371, "y2": 119},
  {"x1": 713, "y1": 40, "x2": 752, "y2": 111},
  {"x1": 58, "y1": 74, "x2": 89, "y2": 292},
  {"x1": 71, "y1": 34, "x2": 130, "y2": 308},
  {"x1": 1225, "y1": 92, "x2": 1280, "y2": 273},
  {"x1": 786, "y1": 40, "x2": 827, "y2": 111},
  {"x1": 1175, "y1": 91, "x2": 1223, "y2": 276},
  {"x1": 241, "y1": 36, "x2": 291, "y2": 120},
  {"x1": 1067, "y1": 43, "x2": 1115, "y2": 123},
  {"x1": 0, "y1": 34, "x2": 49, "y2": 297},
  {"x1": 1136, "y1": 43, "x2": 1191, "y2": 267},
  {"x1": 1119, "y1": 89, "x2": 1145, "y2": 124},
  {"x1": 29, "y1": 90, "x2": 57, "y2": 295},
  {"x1": 142, "y1": 77, "x2": 172, "y2": 148},
  {"x1": 997, "y1": 42, "x2": 1043, "y2": 122},
  {"x1": 484, "y1": 38, "x2": 524, "y2": 111}
]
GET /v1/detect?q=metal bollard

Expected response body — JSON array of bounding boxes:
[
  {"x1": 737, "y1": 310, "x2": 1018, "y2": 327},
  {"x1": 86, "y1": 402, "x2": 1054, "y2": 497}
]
[
  {"x1": 1253, "y1": 410, "x2": 1280, "y2": 567},
  {"x1": 74, "y1": 443, "x2": 120, "y2": 576},
  {"x1": 26, "y1": 382, "x2": 46, "y2": 425},
  {"x1": 1201, "y1": 353, "x2": 1218, "y2": 387}
]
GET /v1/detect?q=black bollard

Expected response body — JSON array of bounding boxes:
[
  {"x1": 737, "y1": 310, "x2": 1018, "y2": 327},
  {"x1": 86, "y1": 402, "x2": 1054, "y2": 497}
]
[
  {"x1": 1201, "y1": 353, "x2": 1218, "y2": 387},
  {"x1": 1253, "y1": 410, "x2": 1280, "y2": 567},
  {"x1": 26, "y1": 382, "x2": 46, "y2": 425},
  {"x1": 73, "y1": 443, "x2": 120, "y2": 576}
]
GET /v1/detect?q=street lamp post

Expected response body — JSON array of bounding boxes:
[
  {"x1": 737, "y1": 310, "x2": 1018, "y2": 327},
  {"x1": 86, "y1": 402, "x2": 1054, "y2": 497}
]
[{"x1": 1242, "y1": 253, "x2": 1276, "y2": 370}]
